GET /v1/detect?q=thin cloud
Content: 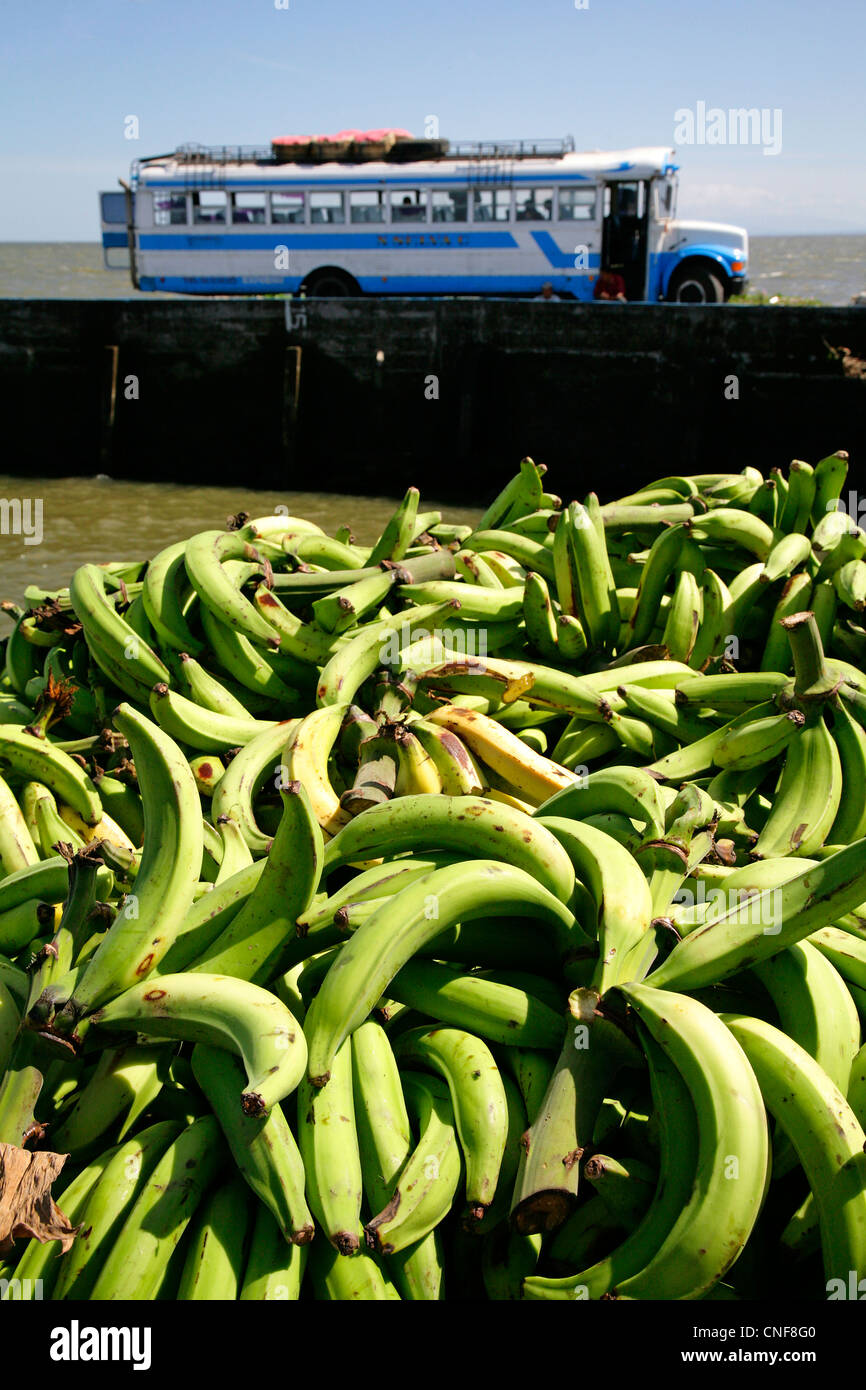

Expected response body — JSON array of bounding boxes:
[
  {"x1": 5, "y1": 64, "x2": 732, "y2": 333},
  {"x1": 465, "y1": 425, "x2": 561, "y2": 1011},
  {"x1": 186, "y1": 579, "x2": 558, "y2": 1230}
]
[{"x1": 236, "y1": 52, "x2": 303, "y2": 75}]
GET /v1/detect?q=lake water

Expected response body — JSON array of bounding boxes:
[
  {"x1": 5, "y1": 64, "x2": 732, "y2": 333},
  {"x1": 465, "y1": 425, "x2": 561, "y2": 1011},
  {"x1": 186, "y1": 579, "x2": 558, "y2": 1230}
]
[
  {"x1": 0, "y1": 236, "x2": 864, "y2": 305},
  {"x1": 0, "y1": 474, "x2": 483, "y2": 619}
]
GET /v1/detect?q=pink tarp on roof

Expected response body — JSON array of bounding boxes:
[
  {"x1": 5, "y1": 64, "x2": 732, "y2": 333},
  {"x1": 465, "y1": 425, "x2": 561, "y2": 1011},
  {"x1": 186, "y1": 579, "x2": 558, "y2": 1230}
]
[{"x1": 272, "y1": 129, "x2": 412, "y2": 145}]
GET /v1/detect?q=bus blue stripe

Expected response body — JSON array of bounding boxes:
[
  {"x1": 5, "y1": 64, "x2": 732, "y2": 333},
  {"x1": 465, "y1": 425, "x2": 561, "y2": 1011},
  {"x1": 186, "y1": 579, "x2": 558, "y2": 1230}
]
[
  {"x1": 530, "y1": 230, "x2": 588, "y2": 268},
  {"x1": 137, "y1": 274, "x2": 590, "y2": 295},
  {"x1": 138, "y1": 232, "x2": 520, "y2": 250}
]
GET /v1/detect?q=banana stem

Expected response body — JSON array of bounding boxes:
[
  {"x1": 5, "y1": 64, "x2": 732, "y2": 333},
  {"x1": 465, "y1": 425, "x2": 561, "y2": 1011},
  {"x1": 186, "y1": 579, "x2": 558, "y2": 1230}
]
[
  {"x1": 782, "y1": 610, "x2": 838, "y2": 700},
  {"x1": 27, "y1": 845, "x2": 105, "y2": 1018}
]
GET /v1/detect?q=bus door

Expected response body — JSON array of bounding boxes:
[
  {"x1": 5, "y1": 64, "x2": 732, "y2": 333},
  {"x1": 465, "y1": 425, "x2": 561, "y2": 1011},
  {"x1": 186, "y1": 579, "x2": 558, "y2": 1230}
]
[{"x1": 601, "y1": 181, "x2": 649, "y2": 300}]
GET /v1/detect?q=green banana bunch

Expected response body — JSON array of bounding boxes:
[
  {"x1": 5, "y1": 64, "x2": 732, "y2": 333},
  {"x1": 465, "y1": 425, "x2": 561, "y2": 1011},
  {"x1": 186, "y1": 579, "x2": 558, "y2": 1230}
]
[{"x1": 6, "y1": 451, "x2": 866, "y2": 1304}]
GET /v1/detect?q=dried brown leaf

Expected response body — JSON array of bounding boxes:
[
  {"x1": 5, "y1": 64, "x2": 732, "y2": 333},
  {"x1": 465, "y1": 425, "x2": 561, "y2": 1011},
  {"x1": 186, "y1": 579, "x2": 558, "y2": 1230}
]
[{"x1": 0, "y1": 1142, "x2": 77, "y2": 1255}]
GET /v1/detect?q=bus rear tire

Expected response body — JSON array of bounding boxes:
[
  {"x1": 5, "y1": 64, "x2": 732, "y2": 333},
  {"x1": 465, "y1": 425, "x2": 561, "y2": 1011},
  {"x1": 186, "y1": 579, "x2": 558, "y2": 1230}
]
[
  {"x1": 301, "y1": 269, "x2": 361, "y2": 297},
  {"x1": 667, "y1": 266, "x2": 725, "y2": 304}
]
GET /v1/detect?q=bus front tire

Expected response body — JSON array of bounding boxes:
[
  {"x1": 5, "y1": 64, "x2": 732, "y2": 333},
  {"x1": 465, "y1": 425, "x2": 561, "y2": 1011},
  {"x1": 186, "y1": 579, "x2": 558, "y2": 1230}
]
[
  {"x1": 667, "y1": 265, "x2": 726, "y2": 304},
  {"x1": 301, "y1": 269, "x2": 361, "y2": 298}
]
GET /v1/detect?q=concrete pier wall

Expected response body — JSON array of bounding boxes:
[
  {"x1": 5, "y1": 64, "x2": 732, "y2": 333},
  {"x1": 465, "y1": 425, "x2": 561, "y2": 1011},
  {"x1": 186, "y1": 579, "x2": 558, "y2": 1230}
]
[{"x1": 1, "y1": 299, "x2": 863, "y2": 501}]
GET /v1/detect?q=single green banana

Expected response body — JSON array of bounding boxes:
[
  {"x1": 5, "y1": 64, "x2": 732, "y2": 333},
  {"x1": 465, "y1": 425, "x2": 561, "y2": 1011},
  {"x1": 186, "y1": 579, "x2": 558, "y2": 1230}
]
[
  {"x1": 522, "y1": 571, "x2": 560, "y2": 661},
  {"x1": 536, "y1": 765, "x2": 666, "y2": 841},
  {"x1": 177, "y1": 1177, "x2": 252, "y2": 1300},
  {"x1": 723, "y1": 1012, "x2": 866, "y2": 1286},
  {"x1": 753, "y1": 939, "x2": 860, "y2": 1097},
  {"x1": 395, "y1": 1025, "x2": 508, "y2": 1222},
  {"x1": 606, "y1": 986, "x2": 768, "y2": 1300},
  {"x1": 305, "y1": 860, "x2": 574, "y2": 1086},
  {"x1": 538, "y1": 816, "x2": 653, "y2": 992},
  {"x1": 149, "y1": 681, "x2": 277, "y2": 753},
  {"x1": 92, "y1": 972, "x2": 307, "y2": 1117},
  {"x1": 753, "y1": 714, "x2": 842, "y2": 858},
  {"x1": 193, "y1": 780, "x2": 322, "y2": 983},
  {"x1": 0, "y1": 772, "x2": 40, "y2": 875},
  {"x1": 239, "y1": 1203, "x2": 307, "y2": 1299},
  {"x1": 367, "y1": 486, "x2": 420, "y2": 565},
  {"x1": 141, "y1": 538, "x2": 205, "y2": 655},
  {"x1": 323, "y1": 793, "x2": 575, "y2": 901},
  {"x1": 647, "y1": 839, "x2": 866, "y2": 993},
  {"x1": 70, "y1": 562, "x2": 170, "y2": 687},
  {"x1": 89, "y1": 1115, "x2": 227, "y2": 1300},
  {"x1": 385, "y1": 959, "x2": 564, "y2": 1049},
  {"x1": 184, "y1": 529, "x2": 278, "y2": 646},
  {"x1": 297, "y1": 1022, "x2": 363, "y2": 1254},
  {"x1": 53, "y1": 1120, "x2": 182, "y2": 1299},
  {"x1": 191, "y1": 1043, "x2": 314, "y2": 1244},
  {"x1": 0, "y1": 725, "x2": 101, "y2": 826},
  {"x1": 364, "y1": 1071, "x2": 462, "y2": 1256},
  {"x1": 48, "y1": 703, "x2": 202, "y2": 1027},
  {"x1": 210, "y1": 718, "x2": 300, "y2": 854}
]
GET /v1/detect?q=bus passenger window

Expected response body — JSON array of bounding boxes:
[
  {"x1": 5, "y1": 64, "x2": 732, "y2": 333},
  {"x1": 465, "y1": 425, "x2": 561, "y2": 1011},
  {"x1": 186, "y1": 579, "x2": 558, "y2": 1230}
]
[
  {"x1": 558, "y1": 188, "x2": 596, "y2": 221},
  {"x1": 310, "y1": 191, "x2": 346, "y2": 224},
  {"x1": 391, "y1": 190, "x2": 427, "y2": 222},
  {"x1": 473, "y1": 190, "x2": 511, "y2": 222},
  {"x1": 192, "y1": 191, "x2": 227, "y2": 225},
  {"x1": 350, "y1": 190, "x2": 386, "y2": 223},
  {"x1": 232, "y1": 192, "x2": 267, "y2": 225},
  {"x1": 431, "y1": 189, "x2": 468, "y2": 222},
  {"x1": 154, "y1": 194, "x2": 187, "y2": 226},
  {"x1": 271, "y1": 192, "x2": 305, "y2": 224},
  {"x1": 515, "y1": 188, "x2": 553, "y2": 221}
]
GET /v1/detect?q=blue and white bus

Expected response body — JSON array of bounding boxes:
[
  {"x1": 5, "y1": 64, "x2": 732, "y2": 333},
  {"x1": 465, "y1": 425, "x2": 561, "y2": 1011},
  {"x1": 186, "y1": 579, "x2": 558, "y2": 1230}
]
[{"x1": 100, "y1": 136, "x2": 749, "y2": 303}]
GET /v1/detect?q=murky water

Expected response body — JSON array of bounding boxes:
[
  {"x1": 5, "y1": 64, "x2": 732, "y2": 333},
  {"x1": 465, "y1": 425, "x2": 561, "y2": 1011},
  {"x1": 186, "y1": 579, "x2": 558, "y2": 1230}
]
[
  {"x1": 0, "y1": 474, "x2": 483, "y2": 622},
  {"x1": 0, "y1": 236, "x2": 864, "y2": 304}
]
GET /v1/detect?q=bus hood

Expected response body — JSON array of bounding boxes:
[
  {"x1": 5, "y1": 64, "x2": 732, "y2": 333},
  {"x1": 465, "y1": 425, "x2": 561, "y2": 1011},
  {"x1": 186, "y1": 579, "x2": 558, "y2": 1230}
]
[{"x1": 665, "y1": 220, "x2": 749, "y2": 258}]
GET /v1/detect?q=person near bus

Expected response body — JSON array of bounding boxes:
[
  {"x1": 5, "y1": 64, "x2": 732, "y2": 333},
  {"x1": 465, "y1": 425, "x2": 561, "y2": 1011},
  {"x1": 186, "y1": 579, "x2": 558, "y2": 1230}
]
[
  {"x1": 594, "y1": 269, "x2": 627, "y2": 302},
  {"x1": 534, "y1": 282, "x2": 561, "y2": 301}
]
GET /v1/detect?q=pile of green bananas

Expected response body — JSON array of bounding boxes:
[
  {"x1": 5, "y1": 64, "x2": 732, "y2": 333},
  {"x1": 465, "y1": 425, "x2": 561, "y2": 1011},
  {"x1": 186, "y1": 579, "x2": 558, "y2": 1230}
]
[{"x1": 2, "y1": 451, "x2": 866, "y2": 1301}]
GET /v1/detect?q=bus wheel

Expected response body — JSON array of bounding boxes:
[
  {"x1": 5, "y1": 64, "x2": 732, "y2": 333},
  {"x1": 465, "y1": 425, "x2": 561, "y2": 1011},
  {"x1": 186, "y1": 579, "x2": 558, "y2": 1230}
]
[
  {"x1": 667, "y1": 266, "x2": 725, "y2": 304},
  {"x1": 301, "y1": 269, "x2": 361, "y2": 297}
]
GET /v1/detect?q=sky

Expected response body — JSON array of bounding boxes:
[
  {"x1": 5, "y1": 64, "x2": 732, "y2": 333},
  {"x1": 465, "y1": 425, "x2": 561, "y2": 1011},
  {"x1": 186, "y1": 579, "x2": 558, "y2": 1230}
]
[{"x1": 1, "y1": 0, "x2": 865, "y2": 240}]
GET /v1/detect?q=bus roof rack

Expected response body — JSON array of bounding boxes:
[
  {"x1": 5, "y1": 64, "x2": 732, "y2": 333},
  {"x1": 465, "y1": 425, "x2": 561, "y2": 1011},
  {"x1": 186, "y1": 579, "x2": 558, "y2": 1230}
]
[
  {"x1": 137, "y1": 136, "x2": 578, "y2": 170},
  {"x1": 448, "y1": 137, "x2": 576, "y2": 159},
  {"x1": 173, "y1": 143, "x2": 275, "y2": 164}
]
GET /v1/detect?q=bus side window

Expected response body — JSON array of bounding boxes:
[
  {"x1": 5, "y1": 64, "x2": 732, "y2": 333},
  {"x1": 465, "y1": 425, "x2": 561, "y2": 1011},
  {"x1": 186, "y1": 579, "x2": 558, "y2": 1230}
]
[
  {"x1": 154, "y1": 194, "x2": 187, "y2": 226},
  {"x1": 515, "y1": 188, "x2": 553, "y2": 221},
  {"x1": 310, "y1": 191, "x2": 345, "y2": 224},
  {"x1": 391, "y1": 190, "x2": 427, "y2": 222},
  {"x1": 558, "y1": 188, "x2": 596, "y2": 221},
  {"x1": 350, "y1": 190, "x2": 386, "y2": 223},
  {"x1": 271, "y1": 191, "x2": 305, "y2": 224},
  {"x1": 232, "y1": 192, "x2": 266, "y2": 225},
  {"x1": 192, "y1": 191, "x2": 227, "y2": 225},
  {"x1": 473, "y1": 189, "x2": 511, "y2": 222},
  {"x1": 432, "y1": 189, "x2": 468, "y2": 222}
]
